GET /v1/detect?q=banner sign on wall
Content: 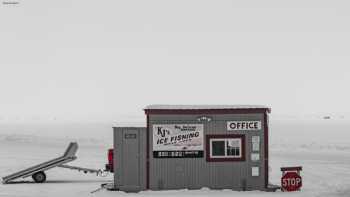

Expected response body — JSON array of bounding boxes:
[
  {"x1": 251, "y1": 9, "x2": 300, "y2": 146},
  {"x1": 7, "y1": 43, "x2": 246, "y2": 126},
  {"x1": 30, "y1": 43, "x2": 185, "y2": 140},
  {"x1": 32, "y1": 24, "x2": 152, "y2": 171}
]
[
  {"x1": 227, "y1": 121, "x2": 262, "y2": 131},
  {"x1": 153, "y1": 124, "x2": 204, "y2": 158}
]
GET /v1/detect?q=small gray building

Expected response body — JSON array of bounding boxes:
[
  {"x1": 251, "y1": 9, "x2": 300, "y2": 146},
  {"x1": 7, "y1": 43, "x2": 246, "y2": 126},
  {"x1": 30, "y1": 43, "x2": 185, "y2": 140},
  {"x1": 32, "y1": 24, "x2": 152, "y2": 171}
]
[{"x1": 113, "y1": 105, "x2": 271, "y2": 192}]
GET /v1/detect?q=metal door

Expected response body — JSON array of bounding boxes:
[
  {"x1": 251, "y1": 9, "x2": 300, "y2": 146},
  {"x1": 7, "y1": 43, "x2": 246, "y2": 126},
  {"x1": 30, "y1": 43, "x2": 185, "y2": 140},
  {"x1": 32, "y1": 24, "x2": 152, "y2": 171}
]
[{"x1": 122, "y1": 130, "x2": 140, "y2": 188}]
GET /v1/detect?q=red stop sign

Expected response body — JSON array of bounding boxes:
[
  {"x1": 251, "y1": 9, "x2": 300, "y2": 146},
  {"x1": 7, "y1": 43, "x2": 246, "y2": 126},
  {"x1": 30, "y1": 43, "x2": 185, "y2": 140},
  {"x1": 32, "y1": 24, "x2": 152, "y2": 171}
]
[{"x1": 281, "y1": 172, "x2": 302, "y2": 191}]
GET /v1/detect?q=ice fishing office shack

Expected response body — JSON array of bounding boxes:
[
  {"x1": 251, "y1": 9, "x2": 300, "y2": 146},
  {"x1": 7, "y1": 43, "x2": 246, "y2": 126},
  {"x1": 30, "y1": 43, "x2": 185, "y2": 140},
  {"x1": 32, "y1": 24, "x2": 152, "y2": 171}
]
[{"x1": 113, "y1": 105, "x2": 271, "y2": 192}]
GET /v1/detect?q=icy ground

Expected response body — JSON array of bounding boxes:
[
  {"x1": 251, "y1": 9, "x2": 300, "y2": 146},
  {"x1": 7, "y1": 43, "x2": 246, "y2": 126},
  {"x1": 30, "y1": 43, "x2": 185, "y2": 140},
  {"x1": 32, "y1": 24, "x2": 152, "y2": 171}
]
[{"x1": 1, "y1": 119, "x2": 350, "y2": 197}]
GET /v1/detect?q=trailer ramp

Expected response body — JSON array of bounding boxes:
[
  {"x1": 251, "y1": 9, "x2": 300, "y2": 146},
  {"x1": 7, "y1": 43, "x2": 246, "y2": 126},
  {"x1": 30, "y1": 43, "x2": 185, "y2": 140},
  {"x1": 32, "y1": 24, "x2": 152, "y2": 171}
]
[{"x1": 2, "y1": 142, "x2": 78, "y2": 184}]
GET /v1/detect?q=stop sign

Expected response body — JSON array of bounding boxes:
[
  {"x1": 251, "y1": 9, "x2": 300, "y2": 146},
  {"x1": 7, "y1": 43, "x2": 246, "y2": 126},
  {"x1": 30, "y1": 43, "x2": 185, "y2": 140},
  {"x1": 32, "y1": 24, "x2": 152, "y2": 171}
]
[{"x1": 281, "y1": 172, "x2": 302, "y2": 191}]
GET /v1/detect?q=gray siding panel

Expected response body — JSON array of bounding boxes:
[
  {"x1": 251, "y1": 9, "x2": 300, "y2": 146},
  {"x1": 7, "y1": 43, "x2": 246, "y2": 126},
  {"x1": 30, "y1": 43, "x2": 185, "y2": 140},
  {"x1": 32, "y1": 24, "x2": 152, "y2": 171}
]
[
  {"x1": 113, "y1": 112, "x2": 268, "y2": 192},
  {"x1": 149, "y1": 113, "x2": 266, "y2": 191},
  {"x1": 114, "y1": 127, "x2": 147, "y2": 192}
]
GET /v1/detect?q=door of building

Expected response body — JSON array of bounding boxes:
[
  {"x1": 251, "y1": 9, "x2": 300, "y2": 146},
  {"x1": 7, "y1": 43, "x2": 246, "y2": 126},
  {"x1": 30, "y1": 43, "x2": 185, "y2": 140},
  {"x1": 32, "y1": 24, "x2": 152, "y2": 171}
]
[{"x1": 122, "y1": 129, "x2": 140, "y2": 188}]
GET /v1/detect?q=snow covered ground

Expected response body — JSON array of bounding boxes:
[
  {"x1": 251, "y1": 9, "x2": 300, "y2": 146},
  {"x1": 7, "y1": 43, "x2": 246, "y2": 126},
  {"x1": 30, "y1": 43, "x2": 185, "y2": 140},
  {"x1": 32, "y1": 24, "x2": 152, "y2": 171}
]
[{"x1": 1, "y1": 119, "x2": 350, "y2": 197}]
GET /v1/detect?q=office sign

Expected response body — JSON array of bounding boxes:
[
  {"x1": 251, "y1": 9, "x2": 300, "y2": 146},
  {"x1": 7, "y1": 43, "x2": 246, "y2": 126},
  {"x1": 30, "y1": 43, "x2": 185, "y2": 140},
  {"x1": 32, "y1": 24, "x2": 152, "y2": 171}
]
[{"x1": 227, "y1": 121, "x2": 262, "y2": 131}]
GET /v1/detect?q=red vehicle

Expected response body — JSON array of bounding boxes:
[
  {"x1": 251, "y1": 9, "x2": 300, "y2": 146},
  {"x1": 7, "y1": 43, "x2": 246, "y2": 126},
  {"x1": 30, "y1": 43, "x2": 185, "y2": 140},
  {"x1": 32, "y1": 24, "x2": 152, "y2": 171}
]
[{"x1": 105, "y1": 149, "x2": 114, "y2": 173}]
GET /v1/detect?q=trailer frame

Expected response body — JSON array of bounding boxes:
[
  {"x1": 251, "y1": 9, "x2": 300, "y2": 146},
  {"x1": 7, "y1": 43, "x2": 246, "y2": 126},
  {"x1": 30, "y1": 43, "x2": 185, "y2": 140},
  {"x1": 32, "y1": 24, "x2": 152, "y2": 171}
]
[{"x1": 1, "y1": 142, "x2": 105, "y2": 184}]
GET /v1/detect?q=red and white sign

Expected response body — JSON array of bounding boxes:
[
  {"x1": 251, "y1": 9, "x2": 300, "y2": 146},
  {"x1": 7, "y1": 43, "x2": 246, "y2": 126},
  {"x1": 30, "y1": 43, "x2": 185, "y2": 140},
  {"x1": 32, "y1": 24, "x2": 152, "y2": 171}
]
[{"x1": 281, "y1": 172, "x2": 302, "y2": 192}]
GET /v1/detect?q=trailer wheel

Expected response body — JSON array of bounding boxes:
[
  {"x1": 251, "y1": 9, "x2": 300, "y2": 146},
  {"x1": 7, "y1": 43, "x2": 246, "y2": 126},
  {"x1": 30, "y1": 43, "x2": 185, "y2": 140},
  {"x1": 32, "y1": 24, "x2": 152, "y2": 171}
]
[{"x1": 32, "y1": 171, "x2": 46, "y2": 183}]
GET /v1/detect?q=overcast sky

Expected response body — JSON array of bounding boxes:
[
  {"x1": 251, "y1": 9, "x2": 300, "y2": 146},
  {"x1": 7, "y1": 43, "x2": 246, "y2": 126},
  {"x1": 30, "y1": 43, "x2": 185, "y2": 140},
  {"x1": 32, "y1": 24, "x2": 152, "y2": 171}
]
[{"x1": 1, "y1": 0, "x2": 350, "y2": 122}]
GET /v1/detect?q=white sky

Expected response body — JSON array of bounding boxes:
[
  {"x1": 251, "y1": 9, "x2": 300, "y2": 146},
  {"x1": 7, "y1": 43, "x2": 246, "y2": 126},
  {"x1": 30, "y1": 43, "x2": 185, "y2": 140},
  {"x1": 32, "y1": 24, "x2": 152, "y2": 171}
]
[{"x1": 1, "y1": 0, "x2": 350, "y2": 122}]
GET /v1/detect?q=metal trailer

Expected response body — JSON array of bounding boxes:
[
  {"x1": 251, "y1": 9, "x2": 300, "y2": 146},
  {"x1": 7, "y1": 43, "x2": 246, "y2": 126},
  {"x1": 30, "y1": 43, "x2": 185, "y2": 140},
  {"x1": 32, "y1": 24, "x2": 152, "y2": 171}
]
[
  {"x1": 113, "y1": 105, "x2": 272, "y2": 192},
  {"x1": 2, "y1": 142, "x2": 103, "y2": 184}
]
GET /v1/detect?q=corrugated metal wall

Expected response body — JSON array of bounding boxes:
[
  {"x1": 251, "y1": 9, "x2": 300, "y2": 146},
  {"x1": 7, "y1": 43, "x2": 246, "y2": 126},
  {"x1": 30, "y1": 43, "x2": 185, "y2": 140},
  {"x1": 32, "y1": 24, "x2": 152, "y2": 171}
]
[
  {"x1": 148, "y1": 113, "x2": 266, "y2": 191},
  {"x1": 113, "y1": 112, "x2": 267, "y2": 192}
]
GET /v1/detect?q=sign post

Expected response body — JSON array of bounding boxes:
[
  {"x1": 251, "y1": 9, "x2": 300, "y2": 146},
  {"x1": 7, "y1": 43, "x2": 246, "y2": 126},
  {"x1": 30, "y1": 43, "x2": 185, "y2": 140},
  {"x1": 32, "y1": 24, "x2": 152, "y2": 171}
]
[{"x1": 281, "y1": 166, "x2": 302, "y2": 192}]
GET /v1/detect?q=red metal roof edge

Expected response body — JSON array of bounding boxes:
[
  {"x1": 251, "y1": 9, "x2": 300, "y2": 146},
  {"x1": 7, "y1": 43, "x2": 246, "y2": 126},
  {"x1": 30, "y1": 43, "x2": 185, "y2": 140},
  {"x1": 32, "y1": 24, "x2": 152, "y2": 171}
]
[{"x1": 144, "y1": 108, "x2": 271, "y2": 115}]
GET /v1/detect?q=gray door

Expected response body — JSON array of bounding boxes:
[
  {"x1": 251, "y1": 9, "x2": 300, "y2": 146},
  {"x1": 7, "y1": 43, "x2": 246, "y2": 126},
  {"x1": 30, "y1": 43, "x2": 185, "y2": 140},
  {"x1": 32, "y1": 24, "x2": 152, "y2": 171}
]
[{"x1": 122, "y1": 130, "x2": 140, "y2": 188}]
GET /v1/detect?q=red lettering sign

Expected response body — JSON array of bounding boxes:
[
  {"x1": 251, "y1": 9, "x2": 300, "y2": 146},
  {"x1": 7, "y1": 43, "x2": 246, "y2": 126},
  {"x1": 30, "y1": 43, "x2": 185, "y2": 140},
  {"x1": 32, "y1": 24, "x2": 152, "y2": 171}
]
[{"x1": 281, "y1": 172, "x2": 302, "y2": 191}]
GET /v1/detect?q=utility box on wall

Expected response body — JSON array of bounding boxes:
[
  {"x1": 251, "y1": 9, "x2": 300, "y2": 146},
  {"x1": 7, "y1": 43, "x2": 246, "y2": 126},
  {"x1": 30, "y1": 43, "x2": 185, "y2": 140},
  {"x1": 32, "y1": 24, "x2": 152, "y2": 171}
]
[{"x1": 113, "y1": 105, "x2": 271, "y2": 192}]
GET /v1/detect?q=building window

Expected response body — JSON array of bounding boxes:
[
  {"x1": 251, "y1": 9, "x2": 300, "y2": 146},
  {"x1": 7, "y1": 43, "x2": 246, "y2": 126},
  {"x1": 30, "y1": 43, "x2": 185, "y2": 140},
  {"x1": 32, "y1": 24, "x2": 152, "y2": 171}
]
[
  {"x1": 206, "y1": 134, "x2": 245, "y2": 162},
  {"x1": 210, "y1": 138, "x2": 241, "y2": 158}
]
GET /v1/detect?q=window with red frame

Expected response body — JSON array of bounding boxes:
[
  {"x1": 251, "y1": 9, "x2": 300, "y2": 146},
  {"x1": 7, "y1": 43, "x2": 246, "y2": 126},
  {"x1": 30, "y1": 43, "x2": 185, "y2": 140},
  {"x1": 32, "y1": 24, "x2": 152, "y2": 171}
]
[{"x1": 206, "y1": 134, "x2": 245, "y2": 162}]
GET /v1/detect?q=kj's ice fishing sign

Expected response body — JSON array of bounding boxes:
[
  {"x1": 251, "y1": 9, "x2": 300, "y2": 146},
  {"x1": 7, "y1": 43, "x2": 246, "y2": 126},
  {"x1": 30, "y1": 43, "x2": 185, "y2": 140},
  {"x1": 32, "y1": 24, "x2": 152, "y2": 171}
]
[
  {"x1": 153, "y1": 124, "x2": 204, "y2": 158},
  {"x1": 227, "y1": 121, "x2": 261, "y2": 131}
]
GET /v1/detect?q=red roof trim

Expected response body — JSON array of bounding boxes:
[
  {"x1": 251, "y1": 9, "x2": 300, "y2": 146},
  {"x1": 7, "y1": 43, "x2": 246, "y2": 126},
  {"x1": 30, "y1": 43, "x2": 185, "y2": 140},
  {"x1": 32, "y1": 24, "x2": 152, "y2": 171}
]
[
  {"x1": 145, "y1": 108, "x2": 270, "y2": 115},
  {"x1": 264, "y1": 112, "x2": 269, "y2": 189},
  {"x1": 146, "y1": 114, "x2": 150, "y2": 190}
]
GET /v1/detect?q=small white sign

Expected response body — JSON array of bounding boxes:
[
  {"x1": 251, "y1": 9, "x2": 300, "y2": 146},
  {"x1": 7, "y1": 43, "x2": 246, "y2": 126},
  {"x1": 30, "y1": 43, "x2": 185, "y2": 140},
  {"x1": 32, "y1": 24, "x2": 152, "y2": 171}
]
[
  {"x1": 227, "y1": 121, "x2": 262, "y2": 131},
  {"x1": 251, "y1": 153, "x2": 260, "y2": 161},
  {"x1": 252, "y1": 136, "x2": 260, "y2": 142},
  {"x1": 252, "y1": 167, "x2": 259, "y2": 177},
  {"x1": 252, "y1": 136, "x2": 260, "y2": 151}
]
